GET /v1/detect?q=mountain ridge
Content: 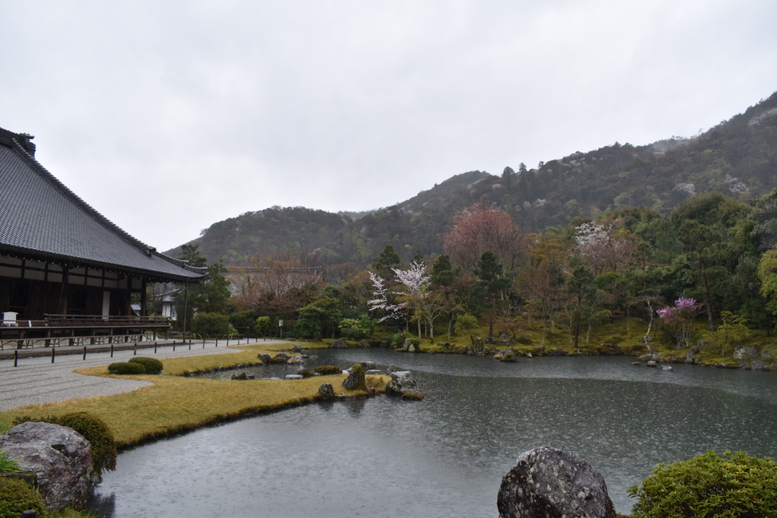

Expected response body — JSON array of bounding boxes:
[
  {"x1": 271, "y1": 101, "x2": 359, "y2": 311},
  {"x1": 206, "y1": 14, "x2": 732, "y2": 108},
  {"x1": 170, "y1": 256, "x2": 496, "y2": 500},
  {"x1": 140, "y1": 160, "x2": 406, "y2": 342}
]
[{"x1": 166, "y1": 90, "x2": 777, "y2": 267}]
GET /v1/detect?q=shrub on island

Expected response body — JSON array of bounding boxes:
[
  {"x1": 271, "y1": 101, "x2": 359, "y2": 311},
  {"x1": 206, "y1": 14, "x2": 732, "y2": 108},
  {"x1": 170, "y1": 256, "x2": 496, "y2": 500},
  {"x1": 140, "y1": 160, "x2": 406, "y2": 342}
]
[
  {"x1": 128, "y1": 356, "x2": 163, "y2": 374},
  {"x1": 314, "y1": 365, "x2": 343, "y2": 375},
  {"x1": 108, "y1": 362, "x2": 146, "y2": 375}
]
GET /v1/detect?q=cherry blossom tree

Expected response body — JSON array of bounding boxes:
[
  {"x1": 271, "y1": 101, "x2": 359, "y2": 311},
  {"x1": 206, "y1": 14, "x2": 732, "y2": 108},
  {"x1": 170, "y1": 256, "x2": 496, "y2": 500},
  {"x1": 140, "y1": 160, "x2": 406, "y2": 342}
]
[
  {"x1": 392, "y1": 262, "x2": 444, "y2": 340},
  {"x1": 367, "y1": 271, "x2": 405, "y2": 324},
  {"x1": 443, "y1": 202, "x2": 524, "y2": 271},
  {"x1": 657, "y1": 297, "x2": 699, "y2": 347},
  {"x1": 575, "y1": 221, "x2": 635, "y2": 275}
]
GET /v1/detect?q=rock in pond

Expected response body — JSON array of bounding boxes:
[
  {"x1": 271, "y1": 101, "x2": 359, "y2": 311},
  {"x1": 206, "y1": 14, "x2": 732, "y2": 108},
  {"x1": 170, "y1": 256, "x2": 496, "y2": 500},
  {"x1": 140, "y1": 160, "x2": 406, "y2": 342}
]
[
  {"x1": 497, "y1": 446, "x2": 616, "y2": 518},
  {"x1": 341, "y1": 364, "x2": 366, "y2": 391},
  {"x1": 385, "y1": 370, "x2": 424, "y2": 400},
  {"x1": 318, "y1": 383, "x2": 335, "y2": 400},
  {"x1": 0, "y1": 422, "x2": 94, "y2": 512},
  {"x1": 494, "y1": 350, "x2": 517, "y2": 362}
]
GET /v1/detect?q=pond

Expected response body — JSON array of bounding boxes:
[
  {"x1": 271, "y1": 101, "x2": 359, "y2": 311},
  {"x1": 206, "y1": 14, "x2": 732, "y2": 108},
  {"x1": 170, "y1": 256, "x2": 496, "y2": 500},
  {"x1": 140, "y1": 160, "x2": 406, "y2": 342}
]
[{"x1": 88, "y1": 348, "x2": 777, "y2": 516}]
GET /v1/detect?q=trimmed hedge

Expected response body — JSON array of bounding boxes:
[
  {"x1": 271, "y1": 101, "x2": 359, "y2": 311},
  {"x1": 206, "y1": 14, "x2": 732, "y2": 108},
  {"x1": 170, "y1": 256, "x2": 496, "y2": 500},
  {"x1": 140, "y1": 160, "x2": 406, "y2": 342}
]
[
  {"x1": 108, "y1": 361, "x2": 146, "y2": 375},
  {"x1": 129, "y1": 357, "x2": 163, "y2": 374}
]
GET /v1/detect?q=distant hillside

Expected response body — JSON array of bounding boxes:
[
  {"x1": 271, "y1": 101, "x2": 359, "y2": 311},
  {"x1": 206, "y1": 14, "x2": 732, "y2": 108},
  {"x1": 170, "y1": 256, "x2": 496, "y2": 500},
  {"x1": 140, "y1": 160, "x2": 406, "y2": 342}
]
[
  {"x1": 167, "y1": 206, "x2": 351, "y2": 265},
  {"x1": 168, "y1": 91, "x2": 777, "y2": 266}
]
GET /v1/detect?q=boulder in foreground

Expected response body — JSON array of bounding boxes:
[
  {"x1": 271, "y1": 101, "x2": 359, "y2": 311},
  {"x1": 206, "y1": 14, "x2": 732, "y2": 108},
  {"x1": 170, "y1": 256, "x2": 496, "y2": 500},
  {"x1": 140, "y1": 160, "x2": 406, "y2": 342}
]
[
  {"x1": 497, "y1": 446, "x2": 616, "y2": 518},
  {"x1": 0, "y1": 422, "x2": 94, "y2": 512}
]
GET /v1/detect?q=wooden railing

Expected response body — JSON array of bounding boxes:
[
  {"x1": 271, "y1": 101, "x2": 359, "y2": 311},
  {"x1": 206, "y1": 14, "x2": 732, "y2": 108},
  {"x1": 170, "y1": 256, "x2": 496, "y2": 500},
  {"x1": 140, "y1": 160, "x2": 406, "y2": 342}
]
[
  {"x1": 0, "y1": 314, "x2": 172, "y2": 350},
  {"x1": 43, "y1": 314, "x2": 171, "y2": 327}
]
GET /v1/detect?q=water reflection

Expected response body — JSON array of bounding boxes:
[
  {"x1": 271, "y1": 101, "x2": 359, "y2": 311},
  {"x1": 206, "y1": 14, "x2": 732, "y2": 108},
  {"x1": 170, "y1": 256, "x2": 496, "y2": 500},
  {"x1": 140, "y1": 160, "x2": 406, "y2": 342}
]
[{"x1": 89, "y1": 351, "x2": 777, "y2": 517}]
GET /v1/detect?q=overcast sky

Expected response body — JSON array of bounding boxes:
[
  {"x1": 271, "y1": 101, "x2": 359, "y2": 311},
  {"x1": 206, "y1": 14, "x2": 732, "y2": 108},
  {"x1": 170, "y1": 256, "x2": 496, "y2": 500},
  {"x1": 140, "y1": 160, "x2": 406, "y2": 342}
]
[{"x1": 3, "y1": 0, "x2": 776, "y2": 252}]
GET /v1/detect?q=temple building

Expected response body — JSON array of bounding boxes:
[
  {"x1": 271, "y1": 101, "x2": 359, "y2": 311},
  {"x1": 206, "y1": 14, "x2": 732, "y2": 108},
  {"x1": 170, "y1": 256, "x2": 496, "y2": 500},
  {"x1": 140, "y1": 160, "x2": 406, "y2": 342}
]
[{"x1": 0, "y1": 127, "x2": 204, "y2": 345}]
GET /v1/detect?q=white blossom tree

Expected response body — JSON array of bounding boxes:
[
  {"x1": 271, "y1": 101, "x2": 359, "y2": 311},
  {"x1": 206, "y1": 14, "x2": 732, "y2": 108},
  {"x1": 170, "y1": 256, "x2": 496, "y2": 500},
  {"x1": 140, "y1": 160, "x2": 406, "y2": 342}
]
[
  {"x1": 575, "y1": 222, "x2": 634, "y2": 275},
  {"x1": 367, "y1": 271, "x2": 405, "y2": 323},
  {"x1": 392, "y1": 262, "x2": 444, "y2": 340}
]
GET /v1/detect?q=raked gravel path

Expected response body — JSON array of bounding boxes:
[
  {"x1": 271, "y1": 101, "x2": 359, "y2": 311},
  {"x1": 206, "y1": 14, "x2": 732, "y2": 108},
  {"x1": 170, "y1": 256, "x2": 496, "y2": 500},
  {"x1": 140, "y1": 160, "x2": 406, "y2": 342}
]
[{"x1": 0, "y1": 339, "x2": 286, "y2": 411}]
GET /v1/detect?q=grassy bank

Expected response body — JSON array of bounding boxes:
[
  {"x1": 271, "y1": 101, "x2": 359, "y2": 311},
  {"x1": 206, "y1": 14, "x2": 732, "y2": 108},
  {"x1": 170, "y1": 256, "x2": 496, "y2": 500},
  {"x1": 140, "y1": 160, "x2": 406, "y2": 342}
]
[
  {"x1": 0, "y1": 343, "x2": 385, "y2": 448},
  {"x1": 369, "y1": 318, "x2": 777, "y2": 368}
]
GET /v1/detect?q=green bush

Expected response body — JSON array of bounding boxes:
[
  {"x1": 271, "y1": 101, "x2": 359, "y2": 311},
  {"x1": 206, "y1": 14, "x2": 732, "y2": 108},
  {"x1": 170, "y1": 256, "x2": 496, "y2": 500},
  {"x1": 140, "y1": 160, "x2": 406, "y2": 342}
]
[
  {"x1": 629, "y1": 450, "x2": 777, "y2": 517},
  {"x1": 253, "y1": 316, "x2": 273, "y2": 337},
  {"x1": 390, "y1": 331, "x2": 414, "y2": 348},
  {"x1": 191, "y1": 312, "x2": 236, "y2": 338},
  {"x1": 108, "y1": 362, "x2": 146, "y2": 375},
  {"x1": 128, "y1": 357, "x2": 163, "y2": 374},
  {"x1": 0, "y1": 477, "x2": 46, "y2": 518},
  {"x1": 57, "y1": 412, "x2": 117, "y2": 476},
  {"x1": 314, "y1": 365, "x2": 344, "y2": 375}
]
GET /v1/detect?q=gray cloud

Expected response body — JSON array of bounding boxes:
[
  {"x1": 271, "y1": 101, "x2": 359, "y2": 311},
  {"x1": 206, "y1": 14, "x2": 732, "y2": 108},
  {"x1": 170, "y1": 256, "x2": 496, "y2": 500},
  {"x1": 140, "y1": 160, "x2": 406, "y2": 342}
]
[{"x1": 3, "y1": 0, "x2": 776, "y2": 251}]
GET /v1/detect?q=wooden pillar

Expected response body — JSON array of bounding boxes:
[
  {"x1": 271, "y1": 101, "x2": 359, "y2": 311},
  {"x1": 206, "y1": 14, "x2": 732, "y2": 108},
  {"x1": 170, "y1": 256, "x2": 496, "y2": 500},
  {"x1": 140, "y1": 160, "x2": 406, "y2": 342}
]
[
  {"x1": 140, "y1": 278, "x2": 148, "y2": 317},
  {"x1": 58, "y1": 265, "x2": 69, "y2": 314},
  {"x1": 182, "y1": 281, "x2": 189, "y2": 340}
]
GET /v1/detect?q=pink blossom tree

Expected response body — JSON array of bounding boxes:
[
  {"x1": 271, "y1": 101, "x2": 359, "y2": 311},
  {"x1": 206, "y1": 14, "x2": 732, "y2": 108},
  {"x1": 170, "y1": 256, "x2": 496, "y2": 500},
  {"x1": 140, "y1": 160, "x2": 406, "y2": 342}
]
[{"x1": 657, "y1": 297, "x2": 699, "y2": 347}]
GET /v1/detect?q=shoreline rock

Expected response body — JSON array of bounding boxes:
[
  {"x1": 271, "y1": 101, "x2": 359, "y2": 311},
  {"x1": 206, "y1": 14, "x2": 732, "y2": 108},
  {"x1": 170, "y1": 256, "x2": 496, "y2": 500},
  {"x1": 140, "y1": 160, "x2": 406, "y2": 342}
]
[
  {"x1": 0, "y1": 422, "x2": 94, "y2": 512},
  {"x1": 497, "y1": 446, "x2": 616, "y2": 518}
]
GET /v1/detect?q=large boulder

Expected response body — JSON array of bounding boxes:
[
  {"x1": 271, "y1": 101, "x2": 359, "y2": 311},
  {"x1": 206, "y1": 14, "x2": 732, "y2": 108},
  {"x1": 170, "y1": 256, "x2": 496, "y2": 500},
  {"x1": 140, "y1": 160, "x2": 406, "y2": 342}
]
[
  {"x1": 0, "y1": 422, "x2": 94, "y2": 512},
  {"x1": 385, "y1": 370, "x2": 423, "y2": 399},
  {"x1": 497, "y1": 446, "x2": 616, "y2": 518}
]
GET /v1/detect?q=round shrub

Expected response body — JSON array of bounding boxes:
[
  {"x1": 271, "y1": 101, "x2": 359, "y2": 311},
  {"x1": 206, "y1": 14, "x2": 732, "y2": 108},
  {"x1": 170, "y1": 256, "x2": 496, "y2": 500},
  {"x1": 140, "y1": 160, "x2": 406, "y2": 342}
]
[
  {"x1": 108, "y1": 361, "x2": 146, "y2": 375},
  {"x1": 129, "y1": 356, "x2": 163, "y2": 374},
  {"x1": 314, "y1": 365, "x2": 344, "y2": 375},
  {"x1": 57, "y1": 412, "x2": 117, "y2": 476},
  {"x1": 628, "y1": 450, "x2": 777, "y2": 517},
  {"x1": 0, "y1": 477, "x2": 45, "y2": 518}
]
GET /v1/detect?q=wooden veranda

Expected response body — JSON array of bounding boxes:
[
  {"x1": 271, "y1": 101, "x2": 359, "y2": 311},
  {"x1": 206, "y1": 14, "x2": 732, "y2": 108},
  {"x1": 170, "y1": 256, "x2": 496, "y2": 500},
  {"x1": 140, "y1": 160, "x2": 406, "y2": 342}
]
[{"x1": 0, "y1": 314, "x2": 171, "y2": 350}]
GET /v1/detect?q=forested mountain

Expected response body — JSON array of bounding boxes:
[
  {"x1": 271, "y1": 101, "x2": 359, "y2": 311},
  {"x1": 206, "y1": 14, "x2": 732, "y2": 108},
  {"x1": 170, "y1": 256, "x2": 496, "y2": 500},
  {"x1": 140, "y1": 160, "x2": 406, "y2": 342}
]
[
  {"x1": 167, "y1": 206, "x2": 351, "y2": 265},
  {"x1": 168, "y1": 91, "x2": 777, "y2": 266}
]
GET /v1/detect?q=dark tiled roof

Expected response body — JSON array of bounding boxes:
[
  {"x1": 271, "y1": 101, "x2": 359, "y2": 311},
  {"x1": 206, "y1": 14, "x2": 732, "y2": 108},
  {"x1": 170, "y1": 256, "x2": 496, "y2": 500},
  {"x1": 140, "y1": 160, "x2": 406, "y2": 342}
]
[{"x1": 0, "y1": 127, "x2": 204, "y2": 281}]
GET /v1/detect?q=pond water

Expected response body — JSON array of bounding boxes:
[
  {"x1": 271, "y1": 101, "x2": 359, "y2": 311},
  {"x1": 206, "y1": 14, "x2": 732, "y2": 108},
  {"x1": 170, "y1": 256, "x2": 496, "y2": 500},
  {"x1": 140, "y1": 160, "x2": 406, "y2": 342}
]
[{"x1": 88, "y1": 349, "x2": 777, "y2": 517}]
